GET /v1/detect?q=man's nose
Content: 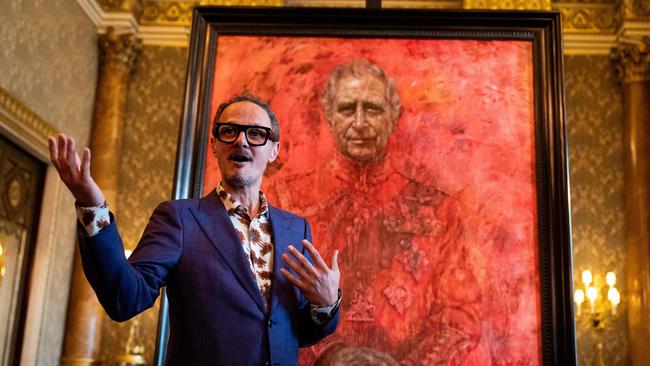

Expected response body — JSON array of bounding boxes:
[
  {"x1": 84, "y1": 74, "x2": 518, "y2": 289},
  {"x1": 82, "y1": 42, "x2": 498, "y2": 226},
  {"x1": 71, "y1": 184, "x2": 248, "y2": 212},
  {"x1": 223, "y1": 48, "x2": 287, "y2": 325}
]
[
  {"x1": 233, "y1": 130, "x2": 249, "y2": 147},
  {"x1": 351, "y1": 103, "x2": 366, "y2": 128}
]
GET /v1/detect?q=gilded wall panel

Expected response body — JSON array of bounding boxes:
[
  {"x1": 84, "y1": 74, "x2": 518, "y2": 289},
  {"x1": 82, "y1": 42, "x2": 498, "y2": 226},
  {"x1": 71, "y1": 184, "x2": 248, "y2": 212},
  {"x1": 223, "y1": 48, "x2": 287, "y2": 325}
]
[
  {"x1": 564, "y1": 55, "x2": 628, "y2": 366},
  {"x1": 102, "y1": 46, "x2": 188, "y2": 365}
]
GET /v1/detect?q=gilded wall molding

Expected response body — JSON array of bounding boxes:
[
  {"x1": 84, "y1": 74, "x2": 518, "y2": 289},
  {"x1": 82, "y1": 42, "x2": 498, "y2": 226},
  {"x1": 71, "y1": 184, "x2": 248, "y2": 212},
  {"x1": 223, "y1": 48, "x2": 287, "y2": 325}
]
[
  {"x1": 138, "y1": 0, "x2": 283, "y2": 26},
  {"x1": 0, "y1": 87, "x2": 59, "y2": 162},
  {"x1": 287, "y1": 0, "x2": 461, "y2": 7},
  {"x1": 97, "y1": 0, "x2": 142, "y2": 13},
  {"x1": 463, "y1": 0, "x2": 551, "y2": 10},
  {"x1": 138, "y1": 1, "x2": 195, "y2": 26},
  {"x1": 285, "y1": 0, "x2": 364, "y2": 6},
  {"x1": 556, "y1": 3, "x2": 620, "y2": 33},
  {"x1": 77, "y1": 0, "x2": 139, "y2": 35},
  {"x1": 611, "y1": 37, "x2": 650, "y2": 82},
  {"x1": 383, "y1": 0, "x2": 460, "y2": 8},
  {"x1": 76, "y1": 0, "x2": 650, "y2": 53},
  {"x1": 563, "y1": 33, "x2": 618, "y2": 55}
]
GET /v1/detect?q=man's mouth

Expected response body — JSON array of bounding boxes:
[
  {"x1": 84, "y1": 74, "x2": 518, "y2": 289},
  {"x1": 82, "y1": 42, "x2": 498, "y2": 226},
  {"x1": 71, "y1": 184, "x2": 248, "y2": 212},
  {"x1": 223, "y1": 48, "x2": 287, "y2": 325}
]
[
  {"x1": 347, "y1": 137, "x2": 375, "y2": 145},
  {"x1": 228, "y1": 152, "x2": 253, "y2": 163}
]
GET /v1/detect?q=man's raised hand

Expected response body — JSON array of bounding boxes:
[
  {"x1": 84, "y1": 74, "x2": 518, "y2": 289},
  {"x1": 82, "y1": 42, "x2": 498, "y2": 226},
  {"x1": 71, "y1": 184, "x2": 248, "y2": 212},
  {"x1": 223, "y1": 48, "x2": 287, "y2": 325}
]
[
  {"x1": 280, "y1": 239, "x2": 340, "y2": 307},
  {"x1": 48, "y1": 133, "x2": 105, "y2": 206}
]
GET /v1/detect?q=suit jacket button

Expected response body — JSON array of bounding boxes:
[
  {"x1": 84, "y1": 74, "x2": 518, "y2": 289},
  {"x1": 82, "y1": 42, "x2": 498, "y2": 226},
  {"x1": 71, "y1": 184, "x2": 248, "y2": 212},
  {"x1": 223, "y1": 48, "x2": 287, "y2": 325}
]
[{"x1": 267, "y1": 319, "x2": 272, "y2": 327}]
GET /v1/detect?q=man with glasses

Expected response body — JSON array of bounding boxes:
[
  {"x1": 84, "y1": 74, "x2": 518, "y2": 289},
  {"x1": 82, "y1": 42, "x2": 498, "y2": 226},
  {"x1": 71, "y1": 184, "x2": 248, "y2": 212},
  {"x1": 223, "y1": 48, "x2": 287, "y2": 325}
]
[{"x1": 48, "y1": 94, "x2": 341, "y2": 366}]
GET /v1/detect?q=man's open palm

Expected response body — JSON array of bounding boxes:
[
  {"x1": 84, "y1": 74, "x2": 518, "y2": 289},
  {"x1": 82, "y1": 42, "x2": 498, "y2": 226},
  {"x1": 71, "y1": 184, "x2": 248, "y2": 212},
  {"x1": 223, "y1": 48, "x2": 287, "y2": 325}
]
[{"x1": 48, "y1": 134, "x2": 105, "y2": 206}]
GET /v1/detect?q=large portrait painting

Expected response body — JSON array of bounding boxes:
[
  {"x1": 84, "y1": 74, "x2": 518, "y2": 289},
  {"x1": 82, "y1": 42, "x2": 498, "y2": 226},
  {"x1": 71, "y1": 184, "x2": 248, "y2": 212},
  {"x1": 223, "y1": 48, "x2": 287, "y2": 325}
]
[{"x1": 164, "y1": 8, "x2": 575, "y2": 366}]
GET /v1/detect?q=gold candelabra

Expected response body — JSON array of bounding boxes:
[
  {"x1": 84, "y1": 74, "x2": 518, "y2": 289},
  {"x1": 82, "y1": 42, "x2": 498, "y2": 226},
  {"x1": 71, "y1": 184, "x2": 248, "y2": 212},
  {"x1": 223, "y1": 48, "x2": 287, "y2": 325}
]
[{"x1": 574, "y1": 269, "x2": 621, "y2": 329}]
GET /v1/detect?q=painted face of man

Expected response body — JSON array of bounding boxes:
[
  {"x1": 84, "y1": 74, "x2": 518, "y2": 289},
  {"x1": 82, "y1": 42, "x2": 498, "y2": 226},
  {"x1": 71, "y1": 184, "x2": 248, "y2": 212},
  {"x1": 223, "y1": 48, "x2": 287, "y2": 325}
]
[
  {"x1": 211, "y1": 101, "x2": 279, "y2": 188},
  {"x1": 329, "y1": 74, "x2": 394, "y2": 163}
]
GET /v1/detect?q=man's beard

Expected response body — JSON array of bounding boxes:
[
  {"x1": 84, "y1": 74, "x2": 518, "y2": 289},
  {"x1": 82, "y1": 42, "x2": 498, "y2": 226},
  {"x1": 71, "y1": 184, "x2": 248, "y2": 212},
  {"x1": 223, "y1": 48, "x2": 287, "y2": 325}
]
[{"x1": 223, "y1": 174, "x2": 258, "y2": 189}]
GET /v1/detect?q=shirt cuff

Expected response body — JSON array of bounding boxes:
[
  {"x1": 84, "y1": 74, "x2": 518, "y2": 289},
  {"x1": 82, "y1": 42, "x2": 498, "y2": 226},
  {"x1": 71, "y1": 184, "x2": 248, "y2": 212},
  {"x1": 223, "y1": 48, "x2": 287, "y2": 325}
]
[
  {"x1": 76, "y1": 202, "x2": 111, "y2": 237},
  {"x1": 309, "y1": 289, "x2": 342, "y2": 325}
]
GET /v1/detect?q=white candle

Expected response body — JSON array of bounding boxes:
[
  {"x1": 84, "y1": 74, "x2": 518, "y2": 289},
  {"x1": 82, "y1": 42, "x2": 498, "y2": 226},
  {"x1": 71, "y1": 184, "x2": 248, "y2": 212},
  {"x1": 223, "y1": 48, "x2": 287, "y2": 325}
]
[
  {"x1": 587, "y1": 286, "x2": 598, "y2": 314},
  {"x1": 574, "y1": 289, "x2": 585, "y2": 317},
  {"x1": 608, "y1": 287, "x2": 620, "y2": 315}
]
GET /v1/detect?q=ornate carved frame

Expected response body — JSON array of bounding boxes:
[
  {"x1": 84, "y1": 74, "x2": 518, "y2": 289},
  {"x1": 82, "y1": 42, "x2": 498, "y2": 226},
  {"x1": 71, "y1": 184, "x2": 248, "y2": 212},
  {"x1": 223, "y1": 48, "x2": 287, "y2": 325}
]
[{"x1": 163, "y1": 7, "x2": 575, "y2": 366}]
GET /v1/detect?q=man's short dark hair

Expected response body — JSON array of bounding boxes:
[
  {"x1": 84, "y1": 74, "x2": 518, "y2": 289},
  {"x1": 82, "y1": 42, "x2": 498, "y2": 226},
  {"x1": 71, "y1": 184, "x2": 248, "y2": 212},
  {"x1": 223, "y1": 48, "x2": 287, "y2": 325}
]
[{"x1": 213, "y1": 93, "x2": 280, "y2": 141}]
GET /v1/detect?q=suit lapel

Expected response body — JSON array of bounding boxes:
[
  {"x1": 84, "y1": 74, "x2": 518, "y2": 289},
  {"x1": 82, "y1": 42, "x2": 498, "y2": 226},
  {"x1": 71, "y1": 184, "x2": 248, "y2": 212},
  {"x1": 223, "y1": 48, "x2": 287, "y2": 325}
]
[
  {"x1": 190, "y1": 191, "x2": 266, "y2": 314},
  {"x1": 269, "y1": 206, "x2": 301, "y2": 312}
]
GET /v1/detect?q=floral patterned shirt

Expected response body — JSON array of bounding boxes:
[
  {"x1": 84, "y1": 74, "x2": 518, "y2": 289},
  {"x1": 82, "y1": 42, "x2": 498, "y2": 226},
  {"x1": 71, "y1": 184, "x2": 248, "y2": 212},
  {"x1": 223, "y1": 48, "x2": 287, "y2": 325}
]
[{"x1": 217, "y1": 183, "x2": 274, "y2": 309}]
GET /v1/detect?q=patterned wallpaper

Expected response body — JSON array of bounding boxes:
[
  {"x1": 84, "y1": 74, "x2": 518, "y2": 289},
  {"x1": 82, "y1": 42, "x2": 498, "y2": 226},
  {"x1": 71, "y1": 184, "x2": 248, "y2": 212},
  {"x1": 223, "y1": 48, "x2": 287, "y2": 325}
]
[
  {"x1": 0, "y1": 0, "x2": 98, "y2": 365},
  {"x1": 0, "y1": 0, "x2": 98, "y2": 145},
  {"x1": 564, "y1": 55, "x2": 628, "y2": 366},
  {"x1": 101, "y1": 45, "x2": 188, "y2": 365}
]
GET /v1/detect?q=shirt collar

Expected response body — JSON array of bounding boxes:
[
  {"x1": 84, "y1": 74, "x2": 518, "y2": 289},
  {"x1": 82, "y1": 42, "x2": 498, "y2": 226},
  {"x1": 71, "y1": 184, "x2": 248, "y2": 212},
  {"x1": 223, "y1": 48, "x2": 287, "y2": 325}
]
[{"x1": 216, "y1": 182, "x2": 269, "y2": 219}]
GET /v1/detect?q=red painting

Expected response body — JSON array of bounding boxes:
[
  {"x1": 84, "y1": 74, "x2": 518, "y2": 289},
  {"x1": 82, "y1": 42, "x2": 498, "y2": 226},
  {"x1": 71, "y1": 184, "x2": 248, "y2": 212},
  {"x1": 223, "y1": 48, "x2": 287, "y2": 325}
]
[{"x1": 203, "y1": 36, "x2": 541, "y2": 365}]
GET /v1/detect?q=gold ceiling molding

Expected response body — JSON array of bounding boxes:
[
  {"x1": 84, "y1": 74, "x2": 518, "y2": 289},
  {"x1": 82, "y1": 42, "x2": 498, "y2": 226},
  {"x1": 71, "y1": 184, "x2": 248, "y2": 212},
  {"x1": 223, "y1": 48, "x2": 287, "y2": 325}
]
[
  {"x1": 463, "y1": 0, "x2": 551, "y2": 10},
  {"x1": 139, "y1": 1, "x2": 195, "y2": 26},
  {"x1": 97, "y1": 0, "x2": 142, "y2": 13},
  {"x1": 285, "y1": 0, "x2": 364, "y2": 7},
  {"x1": 139, "y1": 0, "x2": 283, "y2": 26},
  {"x1": 0, "y1": 87, "x2": 59, "y2": 162},
  {"x1": 383, "y1": 0, "x2": 461, "y2": 8},
  {"x1": 77, "y1": 0, "x2": 140, "y2": 35},
  {"x1": 287, "y1": 0, "x2": 462, "y2": 8},
  {"x1": 77, "y1": 0, "x2": 650, "y2": 53},
  {"x1": 557, "y1": 4, "x2": 620, "y2": 33},
  {"x1": 611, "y1": 37, "x2": 650, "y2": 82}
]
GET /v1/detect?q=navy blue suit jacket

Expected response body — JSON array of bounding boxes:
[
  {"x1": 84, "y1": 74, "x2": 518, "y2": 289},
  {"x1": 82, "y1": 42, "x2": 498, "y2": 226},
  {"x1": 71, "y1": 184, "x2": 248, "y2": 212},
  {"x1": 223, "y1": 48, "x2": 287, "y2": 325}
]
[{"x1": 78, "y1": 190, "x2": 339, "y2": 365}]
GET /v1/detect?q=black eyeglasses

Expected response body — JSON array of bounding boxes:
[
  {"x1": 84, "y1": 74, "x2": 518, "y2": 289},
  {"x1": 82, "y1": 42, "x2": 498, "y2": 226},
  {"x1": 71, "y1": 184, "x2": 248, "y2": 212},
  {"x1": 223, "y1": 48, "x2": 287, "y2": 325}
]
[{"x1": 212, "y1": 123, "x2": 277, "y2": 146}]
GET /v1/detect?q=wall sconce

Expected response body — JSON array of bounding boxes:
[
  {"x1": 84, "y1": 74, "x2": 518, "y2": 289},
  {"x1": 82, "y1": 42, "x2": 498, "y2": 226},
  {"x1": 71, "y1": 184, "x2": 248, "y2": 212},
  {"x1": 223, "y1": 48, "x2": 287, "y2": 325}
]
[{"x1": 574, "y1": 269, "x2": 621, "y2": 328}]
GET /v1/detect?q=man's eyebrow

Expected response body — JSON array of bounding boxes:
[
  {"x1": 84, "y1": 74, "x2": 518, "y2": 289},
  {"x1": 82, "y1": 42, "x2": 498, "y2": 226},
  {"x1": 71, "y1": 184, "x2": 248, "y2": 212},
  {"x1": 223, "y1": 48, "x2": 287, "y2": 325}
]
[
  {"x1": 336, "y1": 101, "x2": 356, "y2": 109},
  {"x1": 362, "y1": 101, "x2": 385, "y2": 110}
]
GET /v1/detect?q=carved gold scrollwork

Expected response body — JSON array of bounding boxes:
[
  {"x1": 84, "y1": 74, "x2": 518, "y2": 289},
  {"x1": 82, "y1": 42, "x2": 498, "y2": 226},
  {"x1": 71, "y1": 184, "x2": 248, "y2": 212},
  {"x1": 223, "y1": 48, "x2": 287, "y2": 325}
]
[
  {"x1": 99, "y1": 27, "x2": 142, "y2": 73},
  {"x1": 611, "y1": 38, "x2": 650, "y2": 83},
  {"x1": 559, "y1": 6, "x2": 620, "y2": 34},
  {"x1": 139, "y1": 1, "x2": 195, "y2": 26}
]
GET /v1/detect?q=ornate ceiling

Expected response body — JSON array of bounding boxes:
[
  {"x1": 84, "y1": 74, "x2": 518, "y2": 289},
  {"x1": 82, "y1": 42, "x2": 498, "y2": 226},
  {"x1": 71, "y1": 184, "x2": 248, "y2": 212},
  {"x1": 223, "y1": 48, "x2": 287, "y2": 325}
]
[{"x1": 77, "y1": 0, "x2": 650, "y2": 53}]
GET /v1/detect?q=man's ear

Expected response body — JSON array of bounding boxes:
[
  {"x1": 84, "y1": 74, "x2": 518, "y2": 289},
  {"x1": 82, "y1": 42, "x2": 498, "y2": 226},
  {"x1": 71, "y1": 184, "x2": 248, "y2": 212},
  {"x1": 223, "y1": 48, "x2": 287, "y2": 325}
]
[
  {"x1": 268, "y1": 141, "x2": 280, "y2": 163},
  {"x1": 210, "y1": 137, "x2": 218, "y2": 157}
]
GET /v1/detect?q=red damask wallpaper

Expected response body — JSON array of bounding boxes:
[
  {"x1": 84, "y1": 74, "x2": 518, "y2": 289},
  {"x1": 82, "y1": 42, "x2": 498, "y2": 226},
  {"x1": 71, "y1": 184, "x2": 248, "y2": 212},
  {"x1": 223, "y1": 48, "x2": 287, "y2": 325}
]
[{"x1": 203, "y1": 36, "x2": 541, "y2": 365}]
